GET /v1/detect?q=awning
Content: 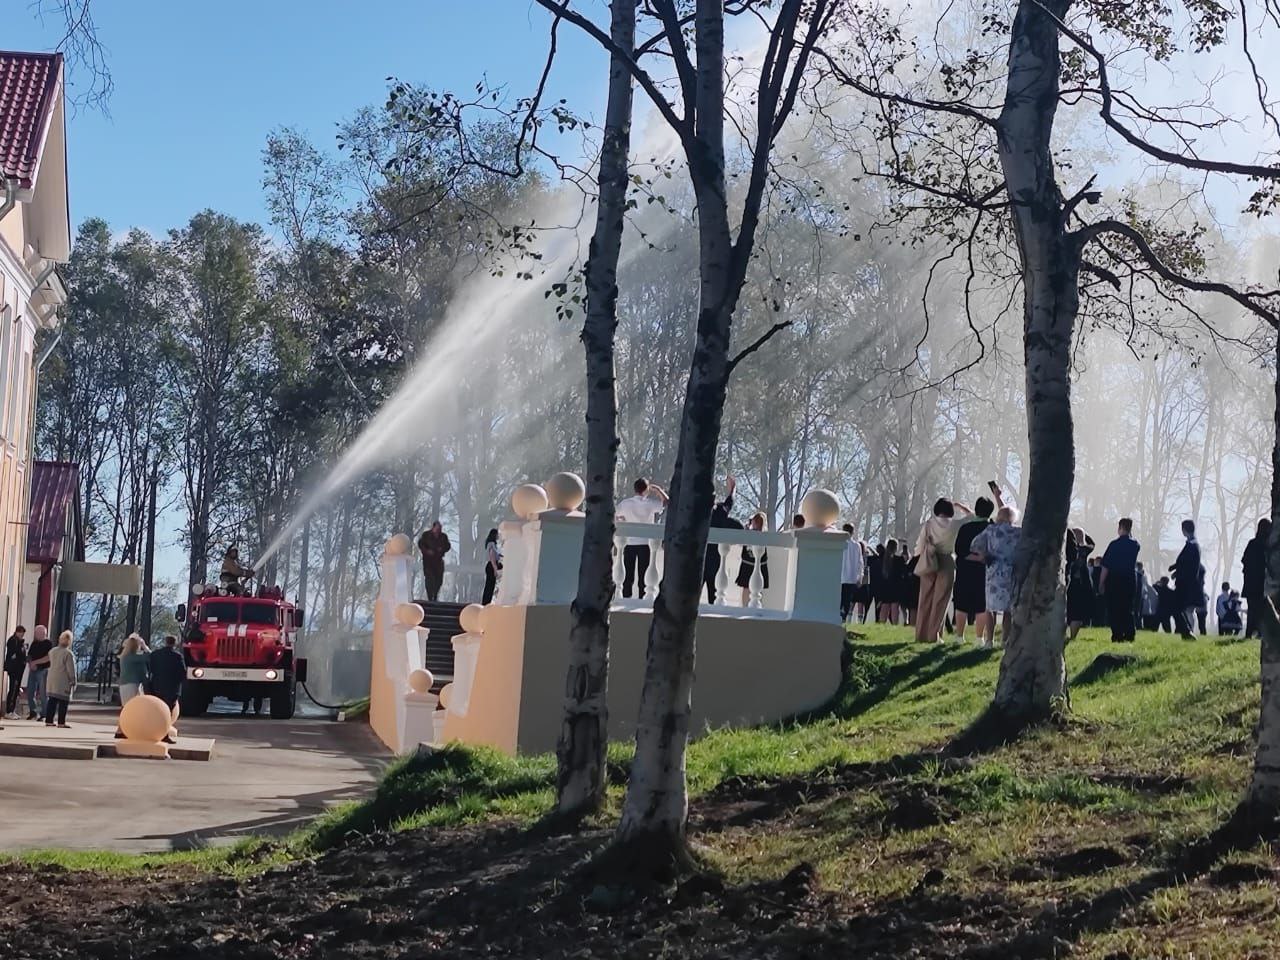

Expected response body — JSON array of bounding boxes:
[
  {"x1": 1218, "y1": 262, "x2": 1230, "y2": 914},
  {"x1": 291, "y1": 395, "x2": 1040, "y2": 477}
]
[{"x1": 59, "y1": 561, "x2": 142, "y2": 596}]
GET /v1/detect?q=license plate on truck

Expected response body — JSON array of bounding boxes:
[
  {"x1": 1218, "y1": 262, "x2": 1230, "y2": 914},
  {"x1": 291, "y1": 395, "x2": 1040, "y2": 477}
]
[{"x1": 186, "y1": 667, "x2": 279, "y2": 682}]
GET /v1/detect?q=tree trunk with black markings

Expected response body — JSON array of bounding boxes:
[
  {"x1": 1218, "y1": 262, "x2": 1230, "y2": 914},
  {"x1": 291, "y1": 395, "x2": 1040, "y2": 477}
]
[{"x1": 555, "y1": 0, "x2": 636, "y2": 820}]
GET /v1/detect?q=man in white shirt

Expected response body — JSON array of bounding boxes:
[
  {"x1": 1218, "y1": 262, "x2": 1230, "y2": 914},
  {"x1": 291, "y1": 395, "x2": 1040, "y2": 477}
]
[
  {"x1": 840, "y1": 523, "x2": 864, "y2": 623},
  {"x1": 616, "y1": 477, "x2": 668, "y2": 598}
]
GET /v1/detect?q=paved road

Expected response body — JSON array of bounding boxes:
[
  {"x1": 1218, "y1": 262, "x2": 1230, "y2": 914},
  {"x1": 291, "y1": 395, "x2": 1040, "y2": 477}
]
[{"x1": 0, "y1": 702, "x2": 388, "y2": 853}]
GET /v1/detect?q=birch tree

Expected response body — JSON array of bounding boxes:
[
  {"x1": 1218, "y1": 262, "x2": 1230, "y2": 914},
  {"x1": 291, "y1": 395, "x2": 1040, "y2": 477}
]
[
  {"x1": 828, "y1": 0, "x2": 1280, "y2": 727},
  {"x1": 534, "y1": 0, "x2": 843, "y2": 872},
  {"x1": 555, "y1": 0, "x2": 637, "y2": 819}
]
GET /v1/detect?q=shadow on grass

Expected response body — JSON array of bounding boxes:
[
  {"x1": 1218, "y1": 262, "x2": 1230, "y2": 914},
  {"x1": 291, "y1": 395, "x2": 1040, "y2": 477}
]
[
  {"x1": 301, "y1": 744, "x2": 553, "y2": 852},
  {"x1": 824, "y1": 643, "x2": 997, "y2": 720},
  {"x1": 963, "y1": 805, "x2": 1280, "y2": 958}
]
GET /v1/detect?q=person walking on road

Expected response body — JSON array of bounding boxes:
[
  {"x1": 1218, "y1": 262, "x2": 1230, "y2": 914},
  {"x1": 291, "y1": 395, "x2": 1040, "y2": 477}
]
[{"x1": 43, "y1": 631, "x2": 77, "y2": 728}]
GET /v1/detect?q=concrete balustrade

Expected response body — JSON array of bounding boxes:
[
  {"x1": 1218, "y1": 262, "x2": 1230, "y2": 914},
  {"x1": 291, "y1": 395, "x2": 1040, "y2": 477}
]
[
  {"x1": 372, "y1": 480, "x2": 848, "y2": 756},
  {"x1": 500, "y1": 514, "x2": 845, "y2": 625}
]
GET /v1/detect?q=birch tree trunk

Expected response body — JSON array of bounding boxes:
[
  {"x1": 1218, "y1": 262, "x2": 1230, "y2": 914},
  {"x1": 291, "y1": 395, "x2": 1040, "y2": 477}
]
[
  {"x1": 991, "y1": 0, "x2": 1075, "y2": 724},
  {"x1": 612, "y1": 0, "x2": 737, "y2": 869},
  {"x1": 555, "y1": 0, "x2": 635, "y2": 820},
  {"x1": 1244, "y1": 330, "x2": 1280, "y2": 816}
]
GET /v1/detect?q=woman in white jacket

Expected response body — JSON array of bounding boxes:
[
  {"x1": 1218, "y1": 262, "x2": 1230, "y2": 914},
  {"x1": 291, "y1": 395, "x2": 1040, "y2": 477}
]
[{"x1": 44, "y1": 630, "x2": 77, "y2": 728}]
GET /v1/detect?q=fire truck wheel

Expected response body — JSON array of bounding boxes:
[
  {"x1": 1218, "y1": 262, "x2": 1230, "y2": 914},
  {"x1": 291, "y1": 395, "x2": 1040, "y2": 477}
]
[
  {"x1": 270, "y1": 673, "x2": 296, "y2": 720},
  {"x1": 181, "y1": 688, "x2": 209, "y2": 718}
]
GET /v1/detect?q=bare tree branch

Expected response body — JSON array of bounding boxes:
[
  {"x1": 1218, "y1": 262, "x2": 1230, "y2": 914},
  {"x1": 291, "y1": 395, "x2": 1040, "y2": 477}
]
[{"x1": 728, "y1": 320, "x2": 794, "y2": 373}]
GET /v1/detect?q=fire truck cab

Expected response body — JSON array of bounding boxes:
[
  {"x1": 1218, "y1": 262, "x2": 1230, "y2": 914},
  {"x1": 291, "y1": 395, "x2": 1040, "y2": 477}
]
[{"x1": 176, "y1": 587, "x2": 307, "y2": 719}]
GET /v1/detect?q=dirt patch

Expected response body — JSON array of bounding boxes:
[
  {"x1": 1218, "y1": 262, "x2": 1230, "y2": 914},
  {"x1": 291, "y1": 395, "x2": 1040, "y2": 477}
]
[{"x1": 0, "y1": 759, "x2": 1271, "y2": 960}]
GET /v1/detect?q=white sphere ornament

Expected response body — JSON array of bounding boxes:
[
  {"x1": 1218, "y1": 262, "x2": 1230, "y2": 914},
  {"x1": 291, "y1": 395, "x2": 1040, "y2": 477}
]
[
  {"x1": 438, "y1": 683, "x2": 455, "y2": 711},
  {"x1": 800, "y1": 489, "x2": 841, "y2": 529},
  {"x1": 385, "y1": 533, "x2": 413, "y2": 556},
  {"x1": 511, "y1": 483, "x2": 549, "y2": 520},
  {"x1": 459, "y1": 603, "x2": 485, "y2": 635},
  {"x1": 408, "y1": 668, "x2": 435, "y2": 694},
  {"x1": 119, "y1": 695, "x2": 173, "y2": 744},
  {"x1": 395, "y1": 602, "x2": 425, "y2": 627},
  {"x1": 546, "y1": 471, "x2": 586, "y2": 511}
]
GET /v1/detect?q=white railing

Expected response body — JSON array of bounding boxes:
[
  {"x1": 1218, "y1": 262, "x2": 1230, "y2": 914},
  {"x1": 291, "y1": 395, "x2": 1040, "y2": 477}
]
[{"x1": 494, "y1": 510, "x2": 847, "y2": 625}]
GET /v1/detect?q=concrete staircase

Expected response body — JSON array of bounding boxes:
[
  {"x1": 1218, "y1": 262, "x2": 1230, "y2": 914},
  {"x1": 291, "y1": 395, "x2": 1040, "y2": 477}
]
[{"x1": 415, "y1": 601, "x2": 465, "y2": 690}]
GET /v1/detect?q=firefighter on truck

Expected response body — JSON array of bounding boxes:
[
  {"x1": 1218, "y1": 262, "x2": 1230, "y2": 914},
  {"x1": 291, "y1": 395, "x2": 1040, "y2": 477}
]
[{"x1": 219, "y1": 547, "x2": 255, "y2": 595}]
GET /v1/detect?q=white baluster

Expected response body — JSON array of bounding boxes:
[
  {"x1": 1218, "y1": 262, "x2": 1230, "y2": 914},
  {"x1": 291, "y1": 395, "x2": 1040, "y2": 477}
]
[
  {"x1": 644, "y1": 537, "x2": 662, "y2": 599},
  {"x1": 716, "y1": 542, "x2": 731, "y2": 604},
  {"x1": 613, "y1": 534, "x2": 626, "y2": 597},
  {"x1": 749, "y1": 546, "x2": 765, "y2": 609}
]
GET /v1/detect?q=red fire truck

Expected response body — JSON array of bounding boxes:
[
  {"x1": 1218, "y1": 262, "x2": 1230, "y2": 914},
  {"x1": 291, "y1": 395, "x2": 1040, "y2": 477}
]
[{"x1": 175, "y1": 586, "x2": 307, "y2": 719}]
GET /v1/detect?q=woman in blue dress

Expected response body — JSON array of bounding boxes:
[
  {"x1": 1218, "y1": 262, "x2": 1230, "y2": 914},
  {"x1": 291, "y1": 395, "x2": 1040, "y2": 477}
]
[{"x1": 969, "y1": 506, "x2": 1022, "y2": 646}]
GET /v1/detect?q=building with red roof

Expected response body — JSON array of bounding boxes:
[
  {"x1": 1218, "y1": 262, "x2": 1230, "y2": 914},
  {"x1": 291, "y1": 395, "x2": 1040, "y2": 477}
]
[
  {"x1": 1, "y1": 50, "x2": 70, "y2": 639},
  {"x1": 20, "y1": 460, "x2": 83, "y2": 630}
]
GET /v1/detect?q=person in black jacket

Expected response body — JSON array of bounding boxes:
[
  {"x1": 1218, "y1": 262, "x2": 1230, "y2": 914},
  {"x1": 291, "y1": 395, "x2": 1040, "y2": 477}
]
[
  {"x1": 148, "y1": 635, "x2": 186, "y2": 712},
  {"x1": 704, "y1": 477, "x2": 741, "y2": 603},
  {"x1": 3, "y1": 625, "x2": 26, "y2": 718},
  {"x1": 1242, "y1": 518, "x2": 1271, "y2": 639},
  {"x1": 1170, "y1": 520, "x2": 1203, "y2": 640},
  {"x1": 1155, "y1": 576, "x2": 1178, "y2": 633}
]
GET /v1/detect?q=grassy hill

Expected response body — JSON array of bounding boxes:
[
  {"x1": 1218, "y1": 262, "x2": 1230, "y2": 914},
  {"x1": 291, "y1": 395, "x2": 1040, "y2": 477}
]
[{"x1": 4, "y1": 626, "x2": 1277, "y2": 959}]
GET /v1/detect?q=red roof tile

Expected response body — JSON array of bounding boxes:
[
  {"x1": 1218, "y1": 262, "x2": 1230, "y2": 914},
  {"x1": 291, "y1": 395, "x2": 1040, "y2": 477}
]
[
  {"x1": 27, "y1": 460, "x2": 81, "y2": 565},
  {"x1": 0, "y1": 51, "x2": 62, "y2": 189}
]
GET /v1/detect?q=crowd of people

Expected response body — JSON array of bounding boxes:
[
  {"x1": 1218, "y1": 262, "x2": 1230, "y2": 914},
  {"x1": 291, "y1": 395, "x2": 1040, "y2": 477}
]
[
  {"x1": 413, "y1": 476, "x2": 1272, "y2": 639},
  {"x1": 2, "y1": 627, "x2": 187, "y2": 736},
  {"x1": 836, "y1": 487, "x2": 1273, "y2": 645}
]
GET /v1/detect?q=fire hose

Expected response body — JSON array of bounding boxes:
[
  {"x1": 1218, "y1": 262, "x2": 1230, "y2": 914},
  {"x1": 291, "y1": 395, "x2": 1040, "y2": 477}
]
[{"x1": 299, "y1": 681, "x2": 350, "y2": 712}]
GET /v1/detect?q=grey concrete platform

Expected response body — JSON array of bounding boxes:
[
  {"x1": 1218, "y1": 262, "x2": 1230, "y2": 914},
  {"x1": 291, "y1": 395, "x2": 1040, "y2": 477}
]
[
  {"x1": 0, "y1": 701, "x2": 389, "y2": 853},
  {"x1": 0, "y1": 710, "x2": 213, "y2": 760}
]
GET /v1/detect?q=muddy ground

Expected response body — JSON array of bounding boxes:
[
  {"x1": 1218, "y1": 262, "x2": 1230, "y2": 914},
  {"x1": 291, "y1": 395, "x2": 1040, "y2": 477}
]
[{"x1": 4, "y1": 758, "x2": 1272, "y2": 960}]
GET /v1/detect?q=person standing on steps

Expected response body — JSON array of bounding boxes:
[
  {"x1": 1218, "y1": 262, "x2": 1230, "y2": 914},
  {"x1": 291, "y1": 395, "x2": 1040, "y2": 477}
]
[
  {"x1": 1097, "y1": 517, "x2": 1140, "y2": 643},
  {"x1": 482, "y1": 528, "x2": 502, "y2": 604},
  {"x1": 616, "y1": 477, "x2": 668, "y2": 599},
  {"x1": 3, "y1": 625, "x2": 26, "y2": 719},
  {"x1": 418, "y1": 521, "x2": 452, "y2": 603},
  {"x1": 24, "y1": 625, "x2": 52, "y2": 720},
  {"x1": 1170, "y1": 520, "x2": 1203, "y2": 640},
  {"x1": 914, "y1": 497, "x2": 973, "y2": 643},
  {"x1": 1241, "y1": 518, "x2": 1270, "y2": 639},
  {"x1": 43, "y1": 631, "x2": 77, "y2": 728}
]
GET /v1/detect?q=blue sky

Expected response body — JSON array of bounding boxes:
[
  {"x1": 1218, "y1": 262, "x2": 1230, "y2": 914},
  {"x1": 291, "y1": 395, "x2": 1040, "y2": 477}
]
[
  {"x1": 8, "y1": 0, "x2": 603, "y2": 234},
  {"x1": 9, "y1": 1, "x2": 605, "y2": 588}
]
